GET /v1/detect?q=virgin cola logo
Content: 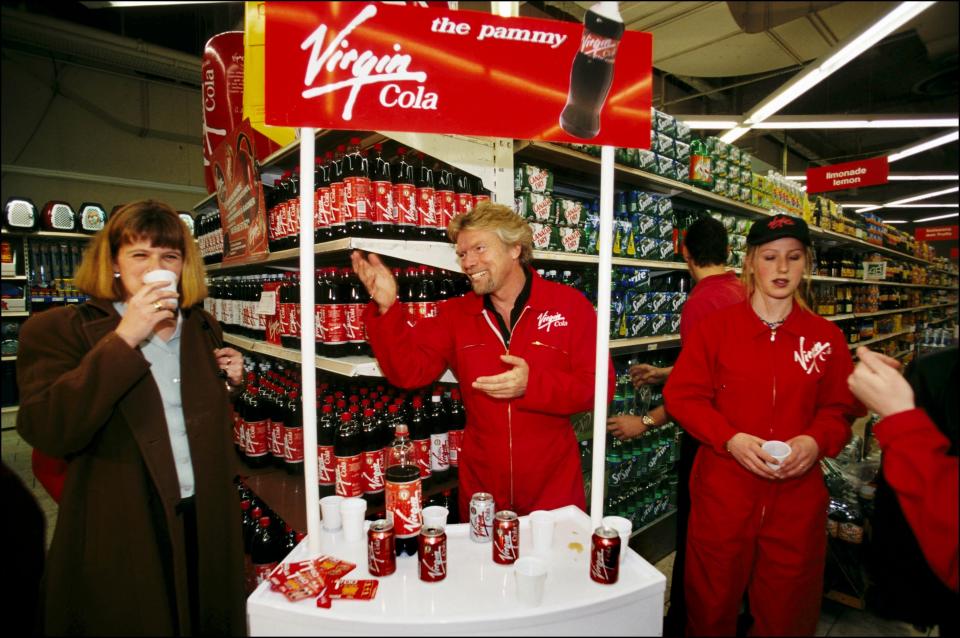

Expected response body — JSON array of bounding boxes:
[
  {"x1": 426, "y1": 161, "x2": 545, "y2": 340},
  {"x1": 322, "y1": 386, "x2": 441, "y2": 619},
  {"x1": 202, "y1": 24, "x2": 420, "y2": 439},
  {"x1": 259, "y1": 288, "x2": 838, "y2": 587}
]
[
  {"x1": 300, "y1": 4, "x2": 436, "y2": 121},
  {"x1": 768, "y1": 216, "x2": 795, "y2": 229},
  {"x1": 580, "y1": 32, "x2": 618, "y2": 61}
]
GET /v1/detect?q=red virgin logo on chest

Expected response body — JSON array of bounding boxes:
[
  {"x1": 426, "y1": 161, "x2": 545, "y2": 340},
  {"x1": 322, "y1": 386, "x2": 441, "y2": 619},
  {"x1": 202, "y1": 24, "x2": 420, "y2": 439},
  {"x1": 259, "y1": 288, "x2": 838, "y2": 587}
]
[
  {"x1": 537, "y1": 310, "x2": 568, "y2": 332},
  {"x1": 794, "y1": 336, "x2": 831, "y2": 374}
]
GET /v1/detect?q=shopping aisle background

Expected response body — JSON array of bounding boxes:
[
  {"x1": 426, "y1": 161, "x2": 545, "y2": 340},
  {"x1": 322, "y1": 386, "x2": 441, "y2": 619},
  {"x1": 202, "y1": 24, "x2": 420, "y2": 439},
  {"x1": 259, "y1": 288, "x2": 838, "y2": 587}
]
[{"x1": 0, "y1": 420, "x2": 940, "y2": 636}]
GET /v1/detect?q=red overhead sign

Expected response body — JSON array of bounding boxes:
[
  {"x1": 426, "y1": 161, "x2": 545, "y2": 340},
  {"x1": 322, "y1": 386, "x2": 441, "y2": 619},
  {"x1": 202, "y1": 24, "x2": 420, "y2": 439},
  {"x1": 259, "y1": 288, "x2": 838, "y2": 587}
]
[
  {"x1": 915, "y1": 225, "x2": 959, "y2": 241},
  {"x1": 264, "y1": 2, "x2": 652, "y2": 147},
  {"x1": 806, "y1": 156, "x2": 889, "y2": 194}
]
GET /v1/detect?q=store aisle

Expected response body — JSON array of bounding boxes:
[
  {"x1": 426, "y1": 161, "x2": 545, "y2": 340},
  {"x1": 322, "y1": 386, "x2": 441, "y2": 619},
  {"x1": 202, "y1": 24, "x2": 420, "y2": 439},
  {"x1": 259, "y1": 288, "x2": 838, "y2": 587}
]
[
  {"x1": 652, "y1": 552, "x2": 939, "y2": 637},
  {"x1": 2, "y1": 425, "x2": 57, "y2": 549}
]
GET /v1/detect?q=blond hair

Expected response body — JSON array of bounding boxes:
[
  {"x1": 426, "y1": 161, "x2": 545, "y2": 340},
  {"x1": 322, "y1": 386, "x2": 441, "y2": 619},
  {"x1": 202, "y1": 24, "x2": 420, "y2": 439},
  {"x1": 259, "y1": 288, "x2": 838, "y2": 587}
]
[
  {"x1": 75, "y1": 200, "x2": 207, "y2": 307},
  {"x1": 740, "y1": 244, "x2": 814, "y2": 312},
  {"x1": 447, "y1": 201, "x2": 533, "y2": 265}
]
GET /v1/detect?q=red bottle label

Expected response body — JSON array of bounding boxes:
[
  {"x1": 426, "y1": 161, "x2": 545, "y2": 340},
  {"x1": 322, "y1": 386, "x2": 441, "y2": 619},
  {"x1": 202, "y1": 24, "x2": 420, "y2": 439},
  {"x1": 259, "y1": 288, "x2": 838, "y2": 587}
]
[
  {"x1": 321, "y1": 303, "x2": 347, "y2": 345},
  {"x1": 435, "y1": 189, "x2": 455, "y2": 229},
  {"x1": 278, "y1": 303, "x2": 291, "y2": 337},
  {"x1": 472, "y1": 194, "x2": 490, "y2": 208},
  {"x1": 414, "y1": 439, "x2": 432, "y2": 479},
  {"x1": 335, "y1": 454, "x2": 363, "y2": 497},
  {"x1": 255, "y1": 561, "x2": 278, "y2": 585},
  {"x1": 385, "y1": 477, "x2": 422, "y2": 538},
  {"x1": 317, "y1": 445, "x2": 335, "y2": 486},
  {"x1": 455, "y1": 192, "x2": 473, "y2": 217},
  {"x1": 372, "y1": 180, "x2": 395, "y2": 224},
  {"x1": 417, "y1": 187, "x2": 436, "y2": 229},
  {"x1": 288, "y1": 303, "x2": 301, "y2": 339},
  {"x1": 448, "y1": 429, "x2": 463, "y2": 467},
  {"x1": 344, "y1": 303, "x2": 365, "y2": 343},
  {"x1": 416, "y1": 301, "x2": 439, "y2": 320},
  {"x1": 315, "y1": 186, "x2": 330, "y2": 228},
  {"x1": 233, "y1": 409, "x2": 243, "y2": 448},
  {"x1": 580, "y1": 32, "x2": 619, "y2": 61},
  {"x1": 246, "y1": 419, "x2": 269, "y2": 456},
  {"x1": 394, "y1": 183, "x2": 417, "y2": 226},
  {"x1": 344, "y1": 175, "x2": 372, "y2": 223},
  {"x1": 269, "y1": 420, "x2": 285, "y2": 458},
  {"x1": 284, "y1": 427, "x2": 304, "y2": 463},
  {"x1": 361, "y1": 450, "x2": 385, "y2": 494},
  {"x1": 330, "y1": 182, "x2": 344, "y2": 226},
  {"x1": 314, "y1": 304, "x2": 323, "y2": 341},
  {"x1": 430, "y1": 432, "x2": 449, "y2": 471}
]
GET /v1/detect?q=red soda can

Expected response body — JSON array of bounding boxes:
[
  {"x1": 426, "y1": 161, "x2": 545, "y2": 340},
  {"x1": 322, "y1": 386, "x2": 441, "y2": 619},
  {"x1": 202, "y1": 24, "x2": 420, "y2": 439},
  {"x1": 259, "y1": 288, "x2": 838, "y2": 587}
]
[
  {"x1": 493, "y1": 510, "x2": 519, "y2": 564},
  {"x1": 418, "y1": 526, "x2": 447, "y2": 582},
  {"x1": 367, "y1": 519, "x2": 396, "y2": 577},
  {"x1": 469, "y1": 492, "x2": 495, "y2": 543},
  {"x1": 590, "y1": 526, "x2": 621, "y2": 584}
]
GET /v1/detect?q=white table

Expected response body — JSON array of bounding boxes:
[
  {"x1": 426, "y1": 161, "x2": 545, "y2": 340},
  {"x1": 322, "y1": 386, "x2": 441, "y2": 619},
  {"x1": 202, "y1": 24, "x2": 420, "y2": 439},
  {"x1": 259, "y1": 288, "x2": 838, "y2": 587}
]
[{"x1": 247, "y1": 505, "x2": 666, "y2": 636}]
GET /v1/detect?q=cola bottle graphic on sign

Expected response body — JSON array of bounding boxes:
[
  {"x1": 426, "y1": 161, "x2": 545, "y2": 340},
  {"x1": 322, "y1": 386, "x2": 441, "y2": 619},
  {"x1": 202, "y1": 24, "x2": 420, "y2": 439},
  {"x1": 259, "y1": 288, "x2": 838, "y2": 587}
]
[{"x1": 559, "y1": 2, "x2": 625, "y2": 139}]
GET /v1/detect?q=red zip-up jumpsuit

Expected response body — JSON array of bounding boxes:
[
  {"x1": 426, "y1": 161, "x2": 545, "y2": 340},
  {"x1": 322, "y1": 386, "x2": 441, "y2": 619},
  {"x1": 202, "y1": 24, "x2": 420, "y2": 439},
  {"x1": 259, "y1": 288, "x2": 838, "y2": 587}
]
[
  {"x1": 664, "y1": 300, "x2": 862, "y2": 636},
  {"x1": 364, "y1": 269, "x2": 614, "y2": 519}
]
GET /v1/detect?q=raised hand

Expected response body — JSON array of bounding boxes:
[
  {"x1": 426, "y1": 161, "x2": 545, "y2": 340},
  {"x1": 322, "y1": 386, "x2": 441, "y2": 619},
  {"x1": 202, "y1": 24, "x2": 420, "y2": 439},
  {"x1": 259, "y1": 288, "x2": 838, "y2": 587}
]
[
  {"x1": 350, "y1": 250, "x2": 397, "y2": 314},
  {"x1": 115, "y1": 281, "x2": 179, "y2": 348}
]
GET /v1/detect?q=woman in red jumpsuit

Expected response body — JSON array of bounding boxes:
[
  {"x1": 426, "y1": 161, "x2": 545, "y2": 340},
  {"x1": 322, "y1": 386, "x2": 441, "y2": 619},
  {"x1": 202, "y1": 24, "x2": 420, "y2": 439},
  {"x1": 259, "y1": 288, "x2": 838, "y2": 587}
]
[{"x1": 664, "y1": 214, "x2": 863, "y2": 636}]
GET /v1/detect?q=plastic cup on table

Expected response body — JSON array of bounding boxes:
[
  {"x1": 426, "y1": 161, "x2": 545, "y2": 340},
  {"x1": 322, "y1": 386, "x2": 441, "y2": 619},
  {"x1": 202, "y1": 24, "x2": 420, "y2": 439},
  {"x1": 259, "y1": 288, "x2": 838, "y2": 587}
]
[
  {"x1": 602, "y1": 515, "x2": 633, "y2": 564},
  {"x1": 529, "y1": 510, "x2": 556, "y2": 555},
  {"x1": 422, "y1": 505, "x2": 449, "y2": 530},
  {"x1": 514, "y1": 556, "x2": 547, "y2": 607},
  {"x1": 340, "y1": 497, "x2": 367, "y2": 542},
  {"x1": 142, "y1": 269, "x2": 179, "y2": 309},
  {"x1": 762, "y1": 440, "x2": 792, "y2": 471},
  {"x1": 320, "y1": 495, "x2": 344, "y2": 531}
]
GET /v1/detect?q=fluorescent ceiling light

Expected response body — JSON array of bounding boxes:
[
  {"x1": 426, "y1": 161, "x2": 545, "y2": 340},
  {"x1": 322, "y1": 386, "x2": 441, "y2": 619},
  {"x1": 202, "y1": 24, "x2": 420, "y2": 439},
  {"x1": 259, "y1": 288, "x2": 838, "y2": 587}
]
[
  {"x1": 888, "y1": 130, "x2": 960, "y2": 163},
  {"x1": 855, "y1": 205, "x2": 884, "y2": 213},
  {"x1": 882, "y1": 220, "x2": 908, "y2": 224},
  {"x1": 838, "y1": 203, "x2": 880, "y2": 207},
  {"x1": 914, "y1": 212, "x2": 960, "y2": 223},
  {"x1": 754, "y1": 118, "x2": 959, "y2": 129},
  {"x1": 719, "y1": 2, "x2": 936, "y2": 144},
  {"x1": 683, "y1": 120, "x2": 741, "y2": 129},
  {"x1": 883, "y1": 203, "x2": 959, "y2": 208},
  {"x1": 90, "y1": 1, "x2": 230, "y2": 6},
  {"x1": 885, "y1": 186, "x2": 959, "y2": 207}
]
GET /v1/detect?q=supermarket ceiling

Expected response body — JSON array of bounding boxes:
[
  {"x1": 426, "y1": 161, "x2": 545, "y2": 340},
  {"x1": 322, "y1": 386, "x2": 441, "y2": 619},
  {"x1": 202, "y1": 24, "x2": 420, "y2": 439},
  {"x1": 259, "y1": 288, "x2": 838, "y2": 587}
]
[{"x1": 2, "y1": 0, "x2": 957, "y2": 223}]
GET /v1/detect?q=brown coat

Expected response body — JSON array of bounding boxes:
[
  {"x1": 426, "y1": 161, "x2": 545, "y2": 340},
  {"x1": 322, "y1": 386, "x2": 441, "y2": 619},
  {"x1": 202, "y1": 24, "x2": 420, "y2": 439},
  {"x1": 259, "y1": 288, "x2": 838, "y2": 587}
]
[{"x1": 16, "y1": 298, "x2": 246, "y2": 636}]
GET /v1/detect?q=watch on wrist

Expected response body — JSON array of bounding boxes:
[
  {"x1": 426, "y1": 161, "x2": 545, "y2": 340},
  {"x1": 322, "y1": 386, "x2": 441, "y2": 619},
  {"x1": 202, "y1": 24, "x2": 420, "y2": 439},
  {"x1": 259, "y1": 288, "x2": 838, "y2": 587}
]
[{"x1": 641, "y1": 414, "x2": 656, "y2": 428}]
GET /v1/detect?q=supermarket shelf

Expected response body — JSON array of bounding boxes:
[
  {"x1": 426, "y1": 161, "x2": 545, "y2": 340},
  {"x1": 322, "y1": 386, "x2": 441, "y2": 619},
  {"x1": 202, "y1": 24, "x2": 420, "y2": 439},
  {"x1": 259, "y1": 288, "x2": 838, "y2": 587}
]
[
  {"x1": 926, "y1": 316, "x2": 956, "y2": 327},
  {"x1": 2, "y1": 275, "x2": 26, "y2": 281},
  {"x1": 810, "y1": 274, "x2": 954, "y2": 289},
  {"x1": 533, "y1": 250, "x2": 687, "y2": 270},
  {"x1": 2, "y1": 310, "x2": 29, "y2": 318},
  {"x1": 824, "y1": 303, "x2": 958, "y2": 322},
  {"x1": 610, "y1": 334, "x2": 682, "y2": 352},
  {"x1": 206, "y1": 237, "x2": 461, "y2": 274},
  {"x1": 0, "y1": 230, "x2": 92, "y2": 240},
  {"x1": 1, "y1": 405, "x2": 18, "y2": 415},
  {"x1": 1, "y1": 355, "x2": 15, "y2": 362},
  {"x1": 893, "y1": 349, "x2": 914, "y2": 360},
  {"x1": 631, "y1": 509, "x2": 676, "y2": 539},
  {"x1": 222, "y1": 332, "x2": 458, "y2": 383},
  {"x1": 849, "y1": 327, "x2": 914, "y2": 350}
]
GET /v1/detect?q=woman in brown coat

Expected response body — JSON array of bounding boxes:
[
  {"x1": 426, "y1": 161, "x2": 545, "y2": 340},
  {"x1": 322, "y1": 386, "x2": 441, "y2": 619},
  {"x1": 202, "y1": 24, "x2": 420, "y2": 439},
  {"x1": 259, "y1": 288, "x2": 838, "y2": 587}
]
[{"x1": 17, "y1": 200, "x2": 247, "y2": 636}]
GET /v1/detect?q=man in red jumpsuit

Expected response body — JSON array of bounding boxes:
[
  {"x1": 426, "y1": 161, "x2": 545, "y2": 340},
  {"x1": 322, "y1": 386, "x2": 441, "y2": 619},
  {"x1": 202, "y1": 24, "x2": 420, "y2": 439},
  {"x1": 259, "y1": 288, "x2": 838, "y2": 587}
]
[
  {"x1": 664, "y1": 215, "x2": 863, "y2": 636},
  {"x1": 352, "y1": 201, "x2": 614, "y2": 518}
]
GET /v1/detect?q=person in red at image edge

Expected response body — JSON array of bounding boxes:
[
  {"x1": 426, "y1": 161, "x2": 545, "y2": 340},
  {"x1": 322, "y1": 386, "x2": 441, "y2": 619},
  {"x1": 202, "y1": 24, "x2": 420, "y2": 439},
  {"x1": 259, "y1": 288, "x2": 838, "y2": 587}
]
[
  {"x1": 848, "y1": 346, "x2": 958, "y2": 593},
  {"x1": 664, "y1": 214, "x2": 864, "y2": 636},
  {"x1": 352, "y1": 201, "x2": 614, "y2": 519}
]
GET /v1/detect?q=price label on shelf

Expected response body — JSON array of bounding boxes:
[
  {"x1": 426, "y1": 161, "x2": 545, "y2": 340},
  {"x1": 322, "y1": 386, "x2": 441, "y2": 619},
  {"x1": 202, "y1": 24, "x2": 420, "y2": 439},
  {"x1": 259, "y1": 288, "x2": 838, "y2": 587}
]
[{"x1": 256, "y1": 291, "x2": 278, "y2": 315}]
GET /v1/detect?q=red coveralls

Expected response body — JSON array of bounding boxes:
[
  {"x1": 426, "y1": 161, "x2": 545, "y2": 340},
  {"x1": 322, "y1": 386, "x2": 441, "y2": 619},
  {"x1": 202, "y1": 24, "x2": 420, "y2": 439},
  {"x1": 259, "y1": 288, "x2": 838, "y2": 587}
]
[
  {"x1": 664, "y1": 301, "x2": 862, "y2": 636},
  {"x1": 874, "y1": 408, "x2": 959, "y2": 592},
  {"x1": 364, "y1": 270, "x2": 614, "y2": 519}
]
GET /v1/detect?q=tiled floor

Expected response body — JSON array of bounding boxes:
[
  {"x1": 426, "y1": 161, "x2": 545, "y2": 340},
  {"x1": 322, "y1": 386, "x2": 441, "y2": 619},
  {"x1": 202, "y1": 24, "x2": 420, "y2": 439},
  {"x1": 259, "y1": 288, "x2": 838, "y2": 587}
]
[{"x1": 1, "y1": 422, "x2": 943, "y2": 636}]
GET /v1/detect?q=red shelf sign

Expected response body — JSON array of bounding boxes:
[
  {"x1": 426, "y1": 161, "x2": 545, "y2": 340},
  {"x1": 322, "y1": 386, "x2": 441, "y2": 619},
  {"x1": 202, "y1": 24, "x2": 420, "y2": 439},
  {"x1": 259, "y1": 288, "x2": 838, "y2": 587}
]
[
  {"x1": 806, "y1": 156, "x2": 889, "y2": 194},
  {"x1": 915, "y1": 225, "x2": 959, "y2": 241},
  {"x1": 264, "y1": 2, "x2": 652, "y2": 147}
]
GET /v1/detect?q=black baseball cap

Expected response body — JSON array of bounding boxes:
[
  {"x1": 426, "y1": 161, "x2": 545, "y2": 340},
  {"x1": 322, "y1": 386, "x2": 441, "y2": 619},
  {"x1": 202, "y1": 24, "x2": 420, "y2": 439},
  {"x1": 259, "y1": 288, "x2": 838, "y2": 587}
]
[{"x1": 746, "y1": 214, "x2": 812, "y2": 247}]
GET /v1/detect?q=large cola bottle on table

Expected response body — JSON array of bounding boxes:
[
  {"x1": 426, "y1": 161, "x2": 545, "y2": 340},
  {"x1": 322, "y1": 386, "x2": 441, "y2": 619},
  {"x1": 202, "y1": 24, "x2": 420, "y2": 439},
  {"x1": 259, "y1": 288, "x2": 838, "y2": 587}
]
[{"x1": 385, "y1": 423, "x2": 422, "y2": 556}]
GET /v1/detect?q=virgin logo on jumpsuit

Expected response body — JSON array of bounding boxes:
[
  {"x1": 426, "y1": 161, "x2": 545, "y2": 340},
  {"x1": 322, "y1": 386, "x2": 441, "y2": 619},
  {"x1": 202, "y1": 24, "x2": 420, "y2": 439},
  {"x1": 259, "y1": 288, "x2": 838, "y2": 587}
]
[{"x1": 794, "y1": 336, "x2": 832, "y2": 374}]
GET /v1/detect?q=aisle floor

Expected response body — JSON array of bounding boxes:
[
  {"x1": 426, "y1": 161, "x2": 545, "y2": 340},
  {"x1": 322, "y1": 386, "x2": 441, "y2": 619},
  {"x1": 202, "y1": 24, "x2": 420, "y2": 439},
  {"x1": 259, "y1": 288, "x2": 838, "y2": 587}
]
[{"x1": 0, "y1": 425, "x2": 942, "y2": 636}]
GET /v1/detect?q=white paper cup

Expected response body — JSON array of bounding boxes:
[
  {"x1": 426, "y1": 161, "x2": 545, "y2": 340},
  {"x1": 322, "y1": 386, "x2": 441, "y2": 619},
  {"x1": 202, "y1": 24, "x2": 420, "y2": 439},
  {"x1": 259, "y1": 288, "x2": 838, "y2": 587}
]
[
  {"x1": 762, "y1": 440, "x2": 792, "y2": 470},
  {"x1": 514, "y1": 556, "x2": 547, "y2": 607},
  {"x1": 320, "y1": 495, "x2": 344, "y2": 531},
  {"x1": 602, "y1": 515, "x2": 633, "y2": 563},
  {"x1": 422, "y1": 505, "x2": 449, "y2": 530},
  {"x1": 142, "y1": 269, "x2": 179, "y2": 308},
  {"x1": 529, "y1": 510, "x2": 556, "y2": 555},
  {"x1": 340, "y1": 497, "x2": 367, "y2": 542}
]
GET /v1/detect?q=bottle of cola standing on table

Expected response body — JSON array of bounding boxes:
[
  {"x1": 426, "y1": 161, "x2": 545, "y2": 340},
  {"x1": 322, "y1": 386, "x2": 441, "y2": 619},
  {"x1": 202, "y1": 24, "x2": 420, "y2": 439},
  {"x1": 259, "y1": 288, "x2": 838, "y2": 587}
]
[
  {"x1": 392, "y1": 147, "x2": 417, "y2": 239},
  {"x1": 317, "y1": 402, "x2": 337, "y2": 496},
  {"x1": 385, "y1": 423, "x2": 422, "y2": 556},
  {"x1": 559, "y1": 2, "x2": 624, "y2": 139},
  {"x1": 369, "y1": 143, "x2": 396, "y2": 239},
  {"x1": 344, "y1": 137, "x2": 372, "y2": 237}
]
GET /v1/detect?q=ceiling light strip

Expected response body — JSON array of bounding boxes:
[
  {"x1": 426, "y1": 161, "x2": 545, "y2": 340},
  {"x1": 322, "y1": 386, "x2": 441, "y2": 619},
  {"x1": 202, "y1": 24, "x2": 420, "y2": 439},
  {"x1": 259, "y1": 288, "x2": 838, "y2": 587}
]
[{"x1": 888, "y1": 130, "x2": 960, "y2": 163}]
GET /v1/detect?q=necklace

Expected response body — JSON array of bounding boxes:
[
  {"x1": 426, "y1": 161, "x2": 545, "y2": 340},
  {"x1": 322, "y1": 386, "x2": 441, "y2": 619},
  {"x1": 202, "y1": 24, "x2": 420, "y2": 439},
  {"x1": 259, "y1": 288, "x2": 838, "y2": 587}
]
[{"x1": 760, "y1": 318, "x2": 785, "y2": 330}]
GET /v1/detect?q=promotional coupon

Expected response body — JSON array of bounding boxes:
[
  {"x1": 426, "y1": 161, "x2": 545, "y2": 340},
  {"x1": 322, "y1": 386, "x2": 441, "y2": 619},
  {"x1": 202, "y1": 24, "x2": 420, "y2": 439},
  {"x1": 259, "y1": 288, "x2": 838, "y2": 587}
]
[{"x1": 264, "y1": 1, "x2": 652, "y2": 147}]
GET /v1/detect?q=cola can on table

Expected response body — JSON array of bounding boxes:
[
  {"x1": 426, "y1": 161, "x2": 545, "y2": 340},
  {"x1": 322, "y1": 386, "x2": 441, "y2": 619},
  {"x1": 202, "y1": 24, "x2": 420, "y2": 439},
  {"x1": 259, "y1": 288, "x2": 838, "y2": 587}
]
[
  {"x1": 590, "y1": 526, "x2": 621, "y2": 584},
  {"x1": 492, "y1": 510, "x2": 519, "y2": 565},
  {"x1": 469, "y1": 492, "x2": 495, "y2": 543},
  {"x1": 418, "y1": 526, "x2": 447, "y2": 582},
  {"x1": 367, "y1": 519, "x2": 396, "y2": 577}
]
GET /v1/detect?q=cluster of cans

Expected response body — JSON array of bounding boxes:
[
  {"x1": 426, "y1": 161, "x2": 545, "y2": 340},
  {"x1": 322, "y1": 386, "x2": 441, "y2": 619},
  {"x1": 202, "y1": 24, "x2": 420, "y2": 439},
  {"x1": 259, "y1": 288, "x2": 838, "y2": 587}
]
[
  {"x1": 706, "y1": 210, "x2": 751, "y2": 269},
  {"x1": 605, "y1": 426, "x2": 681, "y2": 529},
  {"x1": 514, "y1": 163, "x2": 592, "y2": 254},
  {"x1": 609, "y1": 190, "x2": 676, "y2": 262},
  {"x1": 610, "y1": 266, "x2": 687, "y2": 339}
]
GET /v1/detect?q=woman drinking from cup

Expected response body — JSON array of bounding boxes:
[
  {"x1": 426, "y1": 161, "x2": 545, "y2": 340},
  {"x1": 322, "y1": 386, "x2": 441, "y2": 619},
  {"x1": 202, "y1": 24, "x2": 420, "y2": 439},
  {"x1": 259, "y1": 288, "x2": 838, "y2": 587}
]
[
  {"x1": 664, "y1": 214, "x2": 863, "y2": 636},
  {"x1": 16, "y1": 200, "x2": 247, "y2": 635}
]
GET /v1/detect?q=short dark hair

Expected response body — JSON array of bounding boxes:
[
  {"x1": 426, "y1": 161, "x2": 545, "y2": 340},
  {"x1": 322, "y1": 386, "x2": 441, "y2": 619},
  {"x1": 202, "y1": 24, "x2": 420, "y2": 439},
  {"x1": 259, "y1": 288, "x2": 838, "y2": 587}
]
[{"x1": 683, "y1": 215, "x2": 728, "y2": 267}]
